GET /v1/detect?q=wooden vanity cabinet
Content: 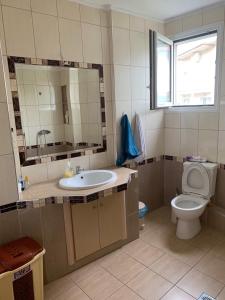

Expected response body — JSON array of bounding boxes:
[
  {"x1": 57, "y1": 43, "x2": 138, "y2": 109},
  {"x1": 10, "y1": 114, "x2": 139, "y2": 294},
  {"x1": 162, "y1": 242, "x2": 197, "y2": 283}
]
[
  {"x1": 71, "y1": 200, "x2": 100, "y2": 260},
  {"x1": 71, "y1": 192, "x2": 126, "y2": 260}
]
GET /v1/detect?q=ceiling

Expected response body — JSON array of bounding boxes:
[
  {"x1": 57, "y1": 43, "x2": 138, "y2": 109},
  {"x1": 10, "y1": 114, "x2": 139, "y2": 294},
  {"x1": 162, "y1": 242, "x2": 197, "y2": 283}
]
[{"x1": 72, "y1": 0, "x2": 225, "y2": 21}]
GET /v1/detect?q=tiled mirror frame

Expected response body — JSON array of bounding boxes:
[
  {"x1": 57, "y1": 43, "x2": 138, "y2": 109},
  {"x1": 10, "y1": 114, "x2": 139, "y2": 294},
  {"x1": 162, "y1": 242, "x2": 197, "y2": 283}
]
[{"x1": 7, "y1": 56, "x2": 107, "y2": 167}]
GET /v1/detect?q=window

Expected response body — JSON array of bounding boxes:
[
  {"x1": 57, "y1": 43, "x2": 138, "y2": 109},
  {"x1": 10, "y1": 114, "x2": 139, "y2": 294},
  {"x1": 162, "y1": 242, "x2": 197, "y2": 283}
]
[{"x1": 150, "y1": 25, "x2": 222, "y2": 110}]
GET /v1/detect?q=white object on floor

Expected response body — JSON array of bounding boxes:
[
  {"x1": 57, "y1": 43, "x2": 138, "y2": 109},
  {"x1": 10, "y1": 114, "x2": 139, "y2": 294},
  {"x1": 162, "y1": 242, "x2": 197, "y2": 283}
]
[
  {"x1": 171, "y1": 162, "x2": 217, "y2": 239},
  {"x1": 59, "y1": 170, "x2": 117, "y2": 190},
  {"x1": 133, "y1": 113, "x2": 146, "y2": 162}
]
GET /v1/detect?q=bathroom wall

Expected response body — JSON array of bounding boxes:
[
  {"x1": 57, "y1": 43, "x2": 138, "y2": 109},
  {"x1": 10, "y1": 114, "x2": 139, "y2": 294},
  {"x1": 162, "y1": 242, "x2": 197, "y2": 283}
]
[
  {"x1": 164, "y1": 4, "x2": 225, "y2": 228},
  {"x1": 0, "y1": 0, "x2": 115, "y2": 185},
  {"x1": 164, "y1": 4, "x2": 225, "y2": 163},
  {"x1": 110, "y1": 11, "x2": 165, "y2": 160},
  {"x1": 0, "y1": 1, "x2": 166, "y2": 200}
]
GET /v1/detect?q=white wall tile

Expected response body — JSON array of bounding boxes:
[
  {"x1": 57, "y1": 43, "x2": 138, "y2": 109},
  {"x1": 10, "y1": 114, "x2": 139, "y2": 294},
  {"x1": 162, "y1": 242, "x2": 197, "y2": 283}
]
[
  {"x1": 0, "y1": 7, "x2": 6, "y2": 55},
  {"x1": 33, "y1": 13, "x2": 60, "y2": 60},
  {"x1": 146, "y1": 110, "x2": 164, "y2": 129},
  {"x1": 0, "y1": 55, "x2": 7, "y2": 101},
  {"x1": 165, "y1": 112, "x2": 180, "y2": 128},
  {"x1": 130, "y1": 16, "x2": 145, "y2": 32},
  {"x1": 0, "y1": 154, "x2": 18, "y2": 205},
  {"x1": 165, "y1": 128, "x2": 180, "y2": 156},
  {"x1": 90, "y1": 152, "x2": 108, "y2": 169},
  {"x1": 146, "y1": 129, "x2": 164, "y2": 157},
  {"x1": 80, "y1": 4, "x2": 100, "y2": 25},
  {"x1": 100, "y1": 10, "x2": 110, "y2": 27},
  {"x1": 21, "y1": 163, "x2": 48, "y2": 184},
  {"x1": 1, "y1": 0, "x2": 30, "y2": 10},
  {"x1": 220, "y1": 60, "x2": 225, "y2": 96},
  {"x1": 180, "y1": 129, "x2": 198, "y2": 157},
  {"x1": 165, "y1": 18, "x2": 182, "y2": 36},
  {"x1": 198, "y1": 130, "x2": 218, "y2": 162},
  {"x1": 145, "y1": 19, "x2": 158, "y2": 32},
  {"x1": 82, "y1": 23, "x2": 102, "y2": 64},
  {"x1": 182, "y1": 11, "x2": 203, "y2": 31},
  {"x1": 114, "y1": 65, "x2": 131, "y2": 100},
  {"x1": 219, "y1": 104, "x2": 225, "y2": 130},
  {"x1": 59, "y1": 18, "x2": 83, "y2": 62},
  {"x1": 218, "y1": 131, "x2": 225, "y2": 163},
  {"x1": 130, "y1": 66, "x2": 146, "y2": 100},
  {"x1": 130, "y1": 31, "x2": 145, "y2": 67},
  {"x1": 131, "y1": 99, "x2": 146, "y2": 119},
  {"x1": 203, "y1": 5, "x2": 224, "y2": 25},
  {"x1": 101, "y1": 27, "x2": 111, "y2": 64},
  {"x1": 0, "y1": 103, "x2": 12, "y2": 155},
  {"x1": 181, "y1": 112, "x2": 199, "y2": 129},
  {"x1": 47, "y1": 158, "x2": 69, "y2": 180},
  {"x1": 3, "y1": 6, "x2": 35, "y2": 57},
  {"x1": 57, "y1": 0, "x2": 80, "y2": 20},
  {"x1": 31, "y1": 0, "x2": 57, "y2": 16},
  {"x1": 70, "y1": 155, "x2": 90, "y2": 171},
  {"x1": 103, "y1": 65, "x2": 112, "y2": 101},
  {"x1": 199, "y1": 112, "x2": 219, "y2": 130},
  {"x1": 112, "y1": 28, "x2": 130, "y2": 65},
  {"x1": 111, "y1": 11, "x2": 129, "y2": 29}
]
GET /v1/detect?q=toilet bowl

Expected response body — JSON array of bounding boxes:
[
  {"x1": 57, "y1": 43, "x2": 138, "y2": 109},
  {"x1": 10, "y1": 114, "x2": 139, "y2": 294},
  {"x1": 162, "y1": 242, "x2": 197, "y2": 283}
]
[
  {"x1": 171, "y1": 162, "x2": 217, "y2": 240},
  {"x1": 171, "y1": 194, "x2": 209, "y2": 239}
]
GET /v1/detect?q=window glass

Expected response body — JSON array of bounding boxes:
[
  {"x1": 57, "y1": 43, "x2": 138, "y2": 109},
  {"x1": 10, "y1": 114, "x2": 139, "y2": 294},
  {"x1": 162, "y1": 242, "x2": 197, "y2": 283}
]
[
  {"x1": 157, "y1": 39, "x2": 172, "y2": 107},
  {"x1": 174, "y1": 32, "x2": 217, "y2": 106}
]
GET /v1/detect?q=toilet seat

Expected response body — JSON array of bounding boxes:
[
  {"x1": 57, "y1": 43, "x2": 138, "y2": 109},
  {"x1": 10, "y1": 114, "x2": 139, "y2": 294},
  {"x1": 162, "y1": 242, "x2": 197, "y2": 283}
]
[
  {"x1": 182, "y1": 163, "x2": 210, "y2": 198},
  {"x1": 171, "y1": 194, "x2": 208, "y2": 211}
]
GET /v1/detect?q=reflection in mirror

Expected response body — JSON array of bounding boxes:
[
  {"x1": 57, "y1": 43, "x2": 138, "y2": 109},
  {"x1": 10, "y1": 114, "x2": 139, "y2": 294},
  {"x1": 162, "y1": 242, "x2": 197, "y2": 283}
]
[{"x1": 15, "y1": 64, "x2": 103, "y2": 164}]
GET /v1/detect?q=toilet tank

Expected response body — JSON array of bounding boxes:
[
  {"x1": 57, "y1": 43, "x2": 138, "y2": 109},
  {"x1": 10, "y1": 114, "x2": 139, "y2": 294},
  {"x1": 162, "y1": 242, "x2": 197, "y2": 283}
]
[{"x1": 183, "y1": 162, "x2": 218, "y2": 198}]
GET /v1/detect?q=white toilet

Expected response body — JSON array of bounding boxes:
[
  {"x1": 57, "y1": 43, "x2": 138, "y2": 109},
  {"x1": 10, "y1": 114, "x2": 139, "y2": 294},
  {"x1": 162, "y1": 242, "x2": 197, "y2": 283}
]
[{"x1": 171, "y1": 161, "x2": 217, "y2": 240}]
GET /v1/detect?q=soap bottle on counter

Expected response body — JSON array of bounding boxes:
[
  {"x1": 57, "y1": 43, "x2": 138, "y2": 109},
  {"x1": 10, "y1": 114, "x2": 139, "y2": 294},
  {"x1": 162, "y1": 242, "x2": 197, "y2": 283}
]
[{"x1": 64, "y1": 160, "x2": 74, "y2": 178}]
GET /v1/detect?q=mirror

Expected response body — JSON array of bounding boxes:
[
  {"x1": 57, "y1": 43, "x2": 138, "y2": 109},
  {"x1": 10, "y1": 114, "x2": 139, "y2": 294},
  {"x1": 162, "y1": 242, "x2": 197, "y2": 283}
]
[{"x1": 13, "y1": 63, "x2": 105, "y2": 165}]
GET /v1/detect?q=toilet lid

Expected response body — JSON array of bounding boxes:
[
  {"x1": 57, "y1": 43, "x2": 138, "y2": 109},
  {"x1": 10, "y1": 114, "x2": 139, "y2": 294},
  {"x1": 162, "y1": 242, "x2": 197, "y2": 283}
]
[{"x1": 182, "y1": 163, "x2": 210, "y2": 198}]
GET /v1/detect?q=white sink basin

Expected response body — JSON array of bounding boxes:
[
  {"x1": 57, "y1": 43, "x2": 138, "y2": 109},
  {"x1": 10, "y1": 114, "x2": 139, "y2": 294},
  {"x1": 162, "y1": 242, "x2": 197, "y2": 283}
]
[{"x1": 59, "y1": 170, "x2": 117, "y2": 190}]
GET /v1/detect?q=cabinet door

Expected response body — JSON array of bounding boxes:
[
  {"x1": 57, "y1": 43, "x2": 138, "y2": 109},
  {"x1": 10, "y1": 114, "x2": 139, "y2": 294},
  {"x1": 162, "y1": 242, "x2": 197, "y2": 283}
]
[
  {"x1": 98, "y1": 192, "x2": 126, "y2": 248},
  {"x1": 71, "y1": 201, "x2": 100, "y2": 260}
]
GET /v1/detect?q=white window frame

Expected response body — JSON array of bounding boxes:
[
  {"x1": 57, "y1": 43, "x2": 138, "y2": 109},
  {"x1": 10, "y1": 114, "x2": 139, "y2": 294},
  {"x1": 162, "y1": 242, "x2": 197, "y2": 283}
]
[{"x1": 151, "y1": 22, "x2": 224, "y2": 112}]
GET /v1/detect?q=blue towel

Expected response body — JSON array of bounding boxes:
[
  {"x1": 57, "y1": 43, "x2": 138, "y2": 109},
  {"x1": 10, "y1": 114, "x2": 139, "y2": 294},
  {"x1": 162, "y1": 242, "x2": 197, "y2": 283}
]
[{"x1": 116, "y1": 114, "x2": 140, "y2": 166}]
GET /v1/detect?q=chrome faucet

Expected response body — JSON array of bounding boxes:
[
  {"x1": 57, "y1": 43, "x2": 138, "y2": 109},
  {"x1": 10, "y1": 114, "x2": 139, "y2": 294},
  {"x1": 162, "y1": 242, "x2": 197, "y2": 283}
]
[{"x1": 76, "y1": 166, "x2": 84, "y2": 174}]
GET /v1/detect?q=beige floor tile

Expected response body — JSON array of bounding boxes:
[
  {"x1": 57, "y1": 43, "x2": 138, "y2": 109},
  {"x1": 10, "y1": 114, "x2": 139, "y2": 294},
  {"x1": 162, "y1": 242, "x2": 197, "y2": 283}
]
[
  {"x1": 45, "y1": 275, "x2": 76, "y2": 299},
  {"x1": 127, "y1": 268, "x2": 173, "y2": 300},
  {"x1": 55, "y1": 285, "x2": 90, "y2": 300},
  {"x1": 122, "y1": 238, "x2": 164, "y2": 266},
  {"x1": 210, "y1": 241, "x2": 225, "y2": 261},
  {"x1": 69, "y1": 261, "x2": 100, "y2": 284},
  {"x1": 190, "y1": 228, "x2": 224, "y2": 251},
  {"x1": 177, "y1": 269, "x2": 223, "y2": 298},
  {"x1": 161, "y1": 286, "x2": 195, "y2": 300},
  {"x1": 75, "y1": 267, "x2": 123, "y2": 300},
  {"x1": 150, "y1": 254, "x2": 191, "y2": 284},
  {"x1": 98, "y1": 250, "x2": 146, "y2": 283},
  {"x1": 168, "y1": 243, "x2": 207, "y2": 267},
  {"x1": 217, "y1": 286, "x2": 225, "y2": 300},
  {"x1": 195, "y1": 253, "x2": 225, "y2": 283},
  {"x1": 140, "y1": 229, "x2": 173, "y2": 250},
  {"x1": 108, "y1": 286, "x2": 142, "y2": 300}
]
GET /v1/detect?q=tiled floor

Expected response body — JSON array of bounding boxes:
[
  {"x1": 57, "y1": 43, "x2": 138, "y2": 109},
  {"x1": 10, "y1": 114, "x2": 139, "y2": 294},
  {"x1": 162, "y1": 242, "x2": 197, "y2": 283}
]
[{"x1": 45, "y1": 206, "x2": 225, "y2": 300}]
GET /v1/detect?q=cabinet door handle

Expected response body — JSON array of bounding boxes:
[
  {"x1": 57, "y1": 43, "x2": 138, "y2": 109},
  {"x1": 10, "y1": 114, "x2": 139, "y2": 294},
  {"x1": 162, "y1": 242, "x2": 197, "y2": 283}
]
[{"x1": 92, "y1": 205, "x2": 97, "y2": 209}]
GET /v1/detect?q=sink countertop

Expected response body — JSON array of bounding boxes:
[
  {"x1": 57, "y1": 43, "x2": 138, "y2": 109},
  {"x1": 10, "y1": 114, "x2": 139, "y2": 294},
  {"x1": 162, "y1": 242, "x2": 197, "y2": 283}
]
[{"x1": 19, "y1": 167, "x2": 137, "y2": 202}]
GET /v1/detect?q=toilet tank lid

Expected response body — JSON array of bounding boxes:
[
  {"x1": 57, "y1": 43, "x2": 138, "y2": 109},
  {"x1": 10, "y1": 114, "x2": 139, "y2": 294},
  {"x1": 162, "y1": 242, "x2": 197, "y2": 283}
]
[{"x1": 182, "y1": 163, "x2": 210, "y2": 198}]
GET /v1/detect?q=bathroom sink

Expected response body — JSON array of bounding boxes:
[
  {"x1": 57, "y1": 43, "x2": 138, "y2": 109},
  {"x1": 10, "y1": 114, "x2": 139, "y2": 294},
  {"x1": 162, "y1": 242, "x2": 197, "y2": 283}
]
[{"x1": 58, "y1": 170, "x2": 117, "y2": 190}]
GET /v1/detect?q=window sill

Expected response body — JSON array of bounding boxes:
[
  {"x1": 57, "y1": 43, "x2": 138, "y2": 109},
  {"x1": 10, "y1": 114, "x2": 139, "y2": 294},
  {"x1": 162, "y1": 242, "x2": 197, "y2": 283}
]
[{"x1": 166, "y1": 104, "x2": 218, "y2": 112}]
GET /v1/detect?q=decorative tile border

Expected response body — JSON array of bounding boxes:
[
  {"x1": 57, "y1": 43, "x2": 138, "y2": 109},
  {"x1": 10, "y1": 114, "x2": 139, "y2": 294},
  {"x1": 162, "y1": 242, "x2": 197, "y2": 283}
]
[{"x1": 7, "y1": 56, "x2": 107, "y2": 167}]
